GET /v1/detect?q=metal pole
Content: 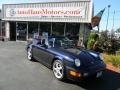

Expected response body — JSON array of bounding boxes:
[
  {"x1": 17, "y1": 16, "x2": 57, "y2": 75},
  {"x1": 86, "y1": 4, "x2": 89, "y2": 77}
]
[
  {"x1": 112, "y1": 10, "x2": 115, "y2": 30},
  {"x1": 26, "y1": 22, "x2": 28, "y2": 41},
  {"x1": 38, "y1": 22, "x2": 40, "y2": 35},
  {"x1": 110, "y1": 10, "x2": 115, "y2": 39},
  {"x1": 98, "y1": 25, "x2": 100, "y2": 33},
  {"x1": 64, "y1": 23, "x2": 66, "y2": 36},
  {"x1": 50, "y1": 22, "x2": 52, "y2": 36},
  {"x1": 16, "y1": 22, "x2": 17, "y2": 41},
  {"x1": 106, "y1": 5, "x2": 111, "y2": 31},
  {"x1": 78, "y1": 23, "x2": 81, "y2": 43},
  {"x1": 0, "y1": 21, "x2": 2, "y2": 40}
]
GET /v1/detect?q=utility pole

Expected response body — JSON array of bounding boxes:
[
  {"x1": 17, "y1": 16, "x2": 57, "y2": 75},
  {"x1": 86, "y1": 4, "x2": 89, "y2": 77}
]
[
  {"x1": 111, "y1": 10, "x2": 115, "y2": 39},
  {"x1": 112, "y1": 10, "x2": 115, "y2": 30},
  {"x1": 106, "y1": 5, "x2": 111, "y2": 31}
]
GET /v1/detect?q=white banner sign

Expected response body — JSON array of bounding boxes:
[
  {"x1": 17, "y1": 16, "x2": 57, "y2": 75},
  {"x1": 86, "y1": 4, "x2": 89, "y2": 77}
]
[{"x1": 6, "y1": 7, "x2": 86, "y2": 19}]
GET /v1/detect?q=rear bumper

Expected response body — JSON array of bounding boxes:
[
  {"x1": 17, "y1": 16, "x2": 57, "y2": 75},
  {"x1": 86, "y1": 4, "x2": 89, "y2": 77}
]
[{"x1": 65, "y1": 64, "x2": 106, "y2": 82}]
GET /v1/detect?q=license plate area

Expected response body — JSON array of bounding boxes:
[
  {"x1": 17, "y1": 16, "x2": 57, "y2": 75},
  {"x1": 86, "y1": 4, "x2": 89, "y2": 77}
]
[{"x1": 96, "y1": 71, "x2": 102, "y2": 78}]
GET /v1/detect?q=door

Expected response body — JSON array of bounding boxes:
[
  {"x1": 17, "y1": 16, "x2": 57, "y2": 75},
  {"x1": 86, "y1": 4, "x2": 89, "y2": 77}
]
[
  {"x1": 32, "y1": 44, "x2": 54, "y2": 67},
  {"x1": 16, "y1": 22, "x2": 27, "y2": 41},
  {"x1": 10, "y1": 22, "x2": 16, "y2": 41}
]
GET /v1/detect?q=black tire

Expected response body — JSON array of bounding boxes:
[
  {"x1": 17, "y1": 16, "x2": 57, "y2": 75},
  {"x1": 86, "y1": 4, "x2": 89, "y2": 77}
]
[
  {"x1": 27, "y1": 48, "x2": 33, "y2": 61},
  {"x1": 52, "y1": 60, "x2": 66, "y2": 81}
]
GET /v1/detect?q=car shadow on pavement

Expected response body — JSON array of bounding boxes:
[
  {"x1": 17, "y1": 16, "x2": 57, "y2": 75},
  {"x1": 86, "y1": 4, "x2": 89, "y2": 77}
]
[{"x1": 65, "y1": 69, "x2": 120, "y2": 90}]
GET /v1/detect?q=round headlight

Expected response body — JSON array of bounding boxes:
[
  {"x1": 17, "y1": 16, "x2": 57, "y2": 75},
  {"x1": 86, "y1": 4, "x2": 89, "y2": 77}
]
[
  {"x1": 99, "y1": 54, "x2": 104, "y2": 60},
  {"x1": 75, "y1": 59, "x2": 81, "y2": 67}
]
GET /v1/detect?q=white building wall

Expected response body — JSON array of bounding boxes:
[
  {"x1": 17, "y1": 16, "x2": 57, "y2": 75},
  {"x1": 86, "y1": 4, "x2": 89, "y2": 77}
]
[
  {"x1": 2, "y1": 0, "x2": 93, "y2": 41},
  {"x1": 5, "y1": 21, "x2": 10, "y2": 39},
  {"x1": 2, "y1": 0, "x2": 93, "y2": 23}
]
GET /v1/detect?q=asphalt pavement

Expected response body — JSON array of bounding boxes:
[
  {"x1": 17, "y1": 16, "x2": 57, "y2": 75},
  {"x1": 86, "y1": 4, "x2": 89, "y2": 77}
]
[{"x1": 0, "y1": 41, "x2": 120, "y2": 90}]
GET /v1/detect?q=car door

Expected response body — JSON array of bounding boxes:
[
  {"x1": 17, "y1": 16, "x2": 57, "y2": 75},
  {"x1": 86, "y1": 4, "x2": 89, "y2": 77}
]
[{"x1": 32, "y1": 44, "x2": 54, "y2": 67}]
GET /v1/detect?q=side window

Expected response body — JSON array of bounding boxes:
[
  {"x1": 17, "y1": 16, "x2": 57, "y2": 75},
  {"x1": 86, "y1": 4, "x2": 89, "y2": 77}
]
[
  {"x1": 41, "y1": 39, "x2": 45, "y2": 45},
  {"x1": 48, "y1": 38, "x2": 55, "y2": 47},
  {"x1": 36, "y1": 39, "x2": 42, "y2": 45},
  {"x1": 37, "y1": 41, "x2": 41, "y2": 45},
  {"x1": 49, "y1": 41, "x2": 53, "y2": 46},
  {"x1": 54, "y1": 39, "x2": 62, "y2": 47}
]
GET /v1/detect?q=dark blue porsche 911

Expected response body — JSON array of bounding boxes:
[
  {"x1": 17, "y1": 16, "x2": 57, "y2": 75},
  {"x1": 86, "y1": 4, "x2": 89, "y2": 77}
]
[{"x1": 26, "y1": 36, "x2": 106, "y2": 81}]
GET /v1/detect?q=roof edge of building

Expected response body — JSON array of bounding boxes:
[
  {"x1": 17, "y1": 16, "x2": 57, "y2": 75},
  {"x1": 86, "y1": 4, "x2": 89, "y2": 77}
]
[{"x1": 2, "y1": 0, "x2": 91, "y2": 6}]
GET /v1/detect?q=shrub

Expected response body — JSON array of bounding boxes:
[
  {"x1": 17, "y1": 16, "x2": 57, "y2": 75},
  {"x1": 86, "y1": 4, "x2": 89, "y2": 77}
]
[
  {"x1": 103, "y1": 54, "x2": 120, "y2": 67},
  {"x1": 87, "y1": 31, "x2": 120, "y2": 54}
]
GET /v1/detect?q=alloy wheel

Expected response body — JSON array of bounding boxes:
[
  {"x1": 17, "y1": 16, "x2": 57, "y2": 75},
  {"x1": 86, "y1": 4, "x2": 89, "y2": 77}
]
[
  {"x1": 53, "y1": 60, "x2": 64, "y2": 80},
  {"x1": 27, "y1": 48, "x2": 32, "y2": 60}
]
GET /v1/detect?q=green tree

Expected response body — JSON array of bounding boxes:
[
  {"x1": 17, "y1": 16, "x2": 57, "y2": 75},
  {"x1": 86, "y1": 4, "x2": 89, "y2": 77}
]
[{"x1": 87, "y1": 33, "x2": 98, "y2": 50}]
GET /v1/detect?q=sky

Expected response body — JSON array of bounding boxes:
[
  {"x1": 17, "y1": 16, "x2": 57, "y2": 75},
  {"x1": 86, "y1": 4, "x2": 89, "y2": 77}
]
[
  {"x1": 0, "y1": 0, "x2": 120, "y2": 31},
  {"x1": 94, "y1": 0, "x2": 120, "y2": 31}
]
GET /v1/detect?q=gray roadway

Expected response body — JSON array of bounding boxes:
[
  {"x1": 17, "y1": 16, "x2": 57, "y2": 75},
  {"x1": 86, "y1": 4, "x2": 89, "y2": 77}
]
[{"x1": 0, "y1": 41, "x2": 120, "y2": 90}]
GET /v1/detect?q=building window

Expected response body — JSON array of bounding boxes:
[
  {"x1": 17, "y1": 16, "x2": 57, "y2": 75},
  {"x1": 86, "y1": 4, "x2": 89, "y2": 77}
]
[
  {"x1": 66, "y1": 23, "x2": 80, "y2": 40},
  {"x1": 40, "y1": 22, "x2": 51, "y2": 36},
  {"x1": 28, "y1": 22, "x2": 38, "y2": 39},
  {"x1": 52, "y1": 23, "x2": 64, "y2": 36}
]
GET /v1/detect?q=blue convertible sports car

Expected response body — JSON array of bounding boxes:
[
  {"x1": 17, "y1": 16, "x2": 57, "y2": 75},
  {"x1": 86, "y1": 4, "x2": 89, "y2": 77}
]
[{"x1": 26, "y1": 36, "x2": 106, "y2": 81}]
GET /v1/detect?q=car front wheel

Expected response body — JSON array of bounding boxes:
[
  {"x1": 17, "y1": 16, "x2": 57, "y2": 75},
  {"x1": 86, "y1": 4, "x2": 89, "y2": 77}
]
[{"x1": 52, "y1": 60, "x2": 65, "y2": 80}]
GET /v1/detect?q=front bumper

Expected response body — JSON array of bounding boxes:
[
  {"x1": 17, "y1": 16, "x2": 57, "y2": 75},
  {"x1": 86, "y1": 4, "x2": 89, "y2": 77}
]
[{"x1": 65, "y1": 64, "x2": 106, "y2": 81}]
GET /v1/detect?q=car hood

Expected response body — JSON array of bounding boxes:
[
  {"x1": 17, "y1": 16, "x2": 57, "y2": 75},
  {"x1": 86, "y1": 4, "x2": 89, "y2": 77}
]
[
  {"x1": 49, "y1": 47, "x2": 104, "y2": 69},
  {"x1": 48, "y1": 48, "x2": 79, "y2": 60},
  {"x1": 78, "y1": 50, "x2": 103, "y2": 67},
  {"x1": 66, "y1": 48, "x2": 104, "y2": 68},
  {"x1": 49, "y1": 48, "x2": 100, "y2": 61}
]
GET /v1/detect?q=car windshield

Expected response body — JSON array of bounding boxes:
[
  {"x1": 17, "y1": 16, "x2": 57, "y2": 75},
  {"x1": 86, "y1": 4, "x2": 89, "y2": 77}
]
[{"x1": 48, "y1": 36, "x2": 74, "y2": 48}]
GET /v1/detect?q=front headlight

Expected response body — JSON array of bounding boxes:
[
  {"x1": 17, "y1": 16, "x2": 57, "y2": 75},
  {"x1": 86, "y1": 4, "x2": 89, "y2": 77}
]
[
  {"x1": 75, "y1": 59, "x2": 81, "y2": 67},
  {"x1": 99, "y1": 54, "x2": 104, "y2": 60}
]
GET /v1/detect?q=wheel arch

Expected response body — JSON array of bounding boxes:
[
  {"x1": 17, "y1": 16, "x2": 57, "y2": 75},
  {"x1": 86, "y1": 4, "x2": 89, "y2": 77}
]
[{"x1": 51, "y1": 56, "x2": 64, "y2": 69}]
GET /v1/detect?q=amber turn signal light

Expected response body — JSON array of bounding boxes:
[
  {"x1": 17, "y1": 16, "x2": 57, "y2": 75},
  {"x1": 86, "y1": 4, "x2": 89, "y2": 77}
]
[{"x1": 69, "y1": 71, "x2": 81, "y2": 77}]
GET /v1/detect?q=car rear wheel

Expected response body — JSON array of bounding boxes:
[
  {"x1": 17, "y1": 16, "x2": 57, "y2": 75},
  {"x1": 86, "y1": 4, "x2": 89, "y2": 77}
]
[
  {"x1": 27, "y1": 48, "x2": 32, "y2": 61},
  {"x1": 52, "y1": 60, "x2": 65, "y2": 80}
]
